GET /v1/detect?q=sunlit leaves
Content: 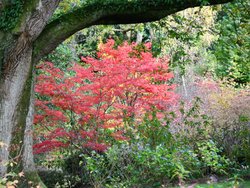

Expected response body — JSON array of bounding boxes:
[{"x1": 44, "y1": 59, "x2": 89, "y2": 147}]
[{"x1": 34, "y1": 40, "x2": 177, "y2": 154}]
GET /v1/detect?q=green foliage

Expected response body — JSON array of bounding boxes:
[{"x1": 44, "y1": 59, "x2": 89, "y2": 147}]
[
  {"x1": 52, "y1": 0, "x2": 83, "y2": 21},
  {"x1": 136, "y1": 108, "x2": 174, "y2": 149},
  {"x1": 132, "y1": 145, "x2": 197, "y2": 185},
  {"x1": 81, "y1": 140, "x2": 232, "y2": 187},
  {"x1": 152, "y1": 7, "x2": 216, "y2": 75},
  {"x1": 75, "y1": 25, "x2": 115, "y2": 57},
  {"x1": 44, "y1": 42, "x2": 78, "y2": 70},
  {"x1": 38, "y1": 170, "x2": 65, "y2": 188},
  {"x1": 0, "y1": 171, "x2": 19, "y2": 187},
  {"x1": 75, "y1": 104, "x2": 235, "y2": 187},
  {"x1": 211, "y1": 0, "x2": 250, "y2": 85},
  {"x1": 0, "y1": 0, "x2": 23, "y2": 31},
  {"x1": 37, "y1": 96, "x2": 248, "y2": 187},
  {"x1": 49, "y1": 6, "x2": 217, "y2": 77},
  {"x1": 37, "y1": 151, "x2": 90, "y2": 188},
  {"x1": 196, "y1": 140, "x2": 232, "y2": 175}
]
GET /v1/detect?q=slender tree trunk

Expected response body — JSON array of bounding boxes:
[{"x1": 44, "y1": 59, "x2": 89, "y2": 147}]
[
  {"x1": 149, "y1": 27, "x2": 155, "y2": 42},
  {"x1": 136, "y1": 31, "x2": 143, "y2": 44},
  {"x1": 182, "y1": 75, "x2": 188, "y2": 98},
  {"x1": 23, "y1": 78, "x2": 36, "y2": 172}
]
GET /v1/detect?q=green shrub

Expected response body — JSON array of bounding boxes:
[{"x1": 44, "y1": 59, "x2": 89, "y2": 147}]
[
  {"x1": 38, "y1": 170, "x2": 65, "y2": 188},
  {"x1": 196, "y1": 140, "x2": 232, "y2": 175},
  {"x1": 79, "y1": 106, "x2": 235, "y2": 187},
  {"x1": 82, "y1": 141, "x2": 233, "y2": 187},
  {"x1": 36, "y1": 99, "x2": 245, "y2": 187}
]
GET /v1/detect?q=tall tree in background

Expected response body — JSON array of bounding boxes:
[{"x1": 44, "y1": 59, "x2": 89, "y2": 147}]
[
  {"x1": 211, "y1": 0, "x2": 250, "y2": 85},
  {"x1": 0, "y1": 0, "x2": 233, "y2": 184}
]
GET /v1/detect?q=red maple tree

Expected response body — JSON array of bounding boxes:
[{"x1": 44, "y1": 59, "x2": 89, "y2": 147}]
[{"x1": 33, "y1": 40, "x2": 177, "y2": 154}]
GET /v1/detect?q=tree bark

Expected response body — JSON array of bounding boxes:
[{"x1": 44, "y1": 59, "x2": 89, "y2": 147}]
[
  {"x1": 23, "y1": 78, "x2": 36, "y2": 172},
  {"x1": 0, "y1": 0, "x2": 60, "y2": 184},
  {"x1": 136, "y1": 31, "x2": 144, "y2": 44},
  {"x1": 0, "y1": 48, "x2": 33, "y2": 177}
]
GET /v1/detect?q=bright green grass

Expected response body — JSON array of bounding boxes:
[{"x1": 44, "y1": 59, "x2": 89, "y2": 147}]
[{"x1": 194, "y1": 180, "x2": 250, "y2": 188}]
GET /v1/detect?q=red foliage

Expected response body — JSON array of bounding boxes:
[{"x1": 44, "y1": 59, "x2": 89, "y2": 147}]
[{"x1": 33, "y1": 40, "x2": 177, "y2": 154}]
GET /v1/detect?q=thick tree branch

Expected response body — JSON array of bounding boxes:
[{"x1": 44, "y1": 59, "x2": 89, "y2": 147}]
[
  {"x1": 14, "y1": 0, "x2": 61, "y2": 38},
  {"x1": 14, "y1": 0, "x2": 41, "y2": 32},
  {"x1": 34, "y1": 0, "x2": 233, "y2": 62}
]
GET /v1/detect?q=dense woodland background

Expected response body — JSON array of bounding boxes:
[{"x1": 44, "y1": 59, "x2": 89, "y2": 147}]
[{"x1": 0, "y1": 0, "x2": 249, "y2": 187}]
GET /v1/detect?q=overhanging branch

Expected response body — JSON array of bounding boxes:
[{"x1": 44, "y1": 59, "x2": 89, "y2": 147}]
[{"x1": 33, "y1": 0, "x2": 233, "y2": 62}]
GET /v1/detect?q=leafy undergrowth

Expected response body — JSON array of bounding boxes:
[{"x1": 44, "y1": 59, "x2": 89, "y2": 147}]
[{"x1": 32, "y1": 41, "x2": 249, "y2": 188}]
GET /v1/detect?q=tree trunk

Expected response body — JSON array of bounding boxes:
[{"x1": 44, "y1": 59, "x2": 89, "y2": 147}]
[
  {"x1": 0, "y1": 47, "x2": 32, "y2": 175},
  {"x1": 23, "y1": 78, "x2": 36, "y2": 172},
  {"x1": 136, "y1": 31, "x2": 143, "y2": 44},
  {"x1": 0, "y1": 1, "x2": 60, "y2": 185},
  {"x1": 22, "y1": 77, "x2": 46, "y2": 188},
  {"x1": 0, "y1": 46, "x2": 45, "y2": 187}
]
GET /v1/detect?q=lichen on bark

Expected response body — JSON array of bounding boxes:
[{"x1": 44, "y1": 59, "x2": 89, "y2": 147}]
[{"x1": 8, "y1": 64, "x2": 33, "y2": 174}]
